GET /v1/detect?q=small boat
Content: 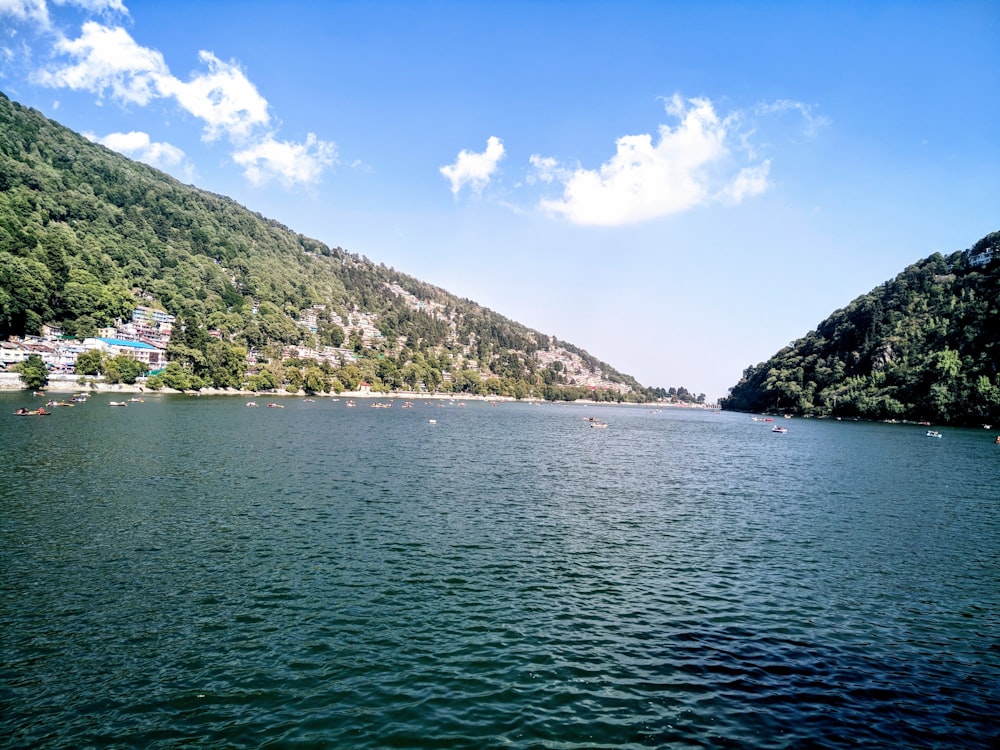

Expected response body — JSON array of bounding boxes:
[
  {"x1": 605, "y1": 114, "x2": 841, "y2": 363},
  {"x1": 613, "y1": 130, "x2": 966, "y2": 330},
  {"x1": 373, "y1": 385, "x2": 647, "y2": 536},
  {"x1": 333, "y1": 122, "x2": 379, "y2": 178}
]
[
  {"x1": 346, "y1": 400, "x2": 355, "y2": 407},
  {"x1": 246, "y1": 401, "x2": 258, "y2": 407},
  {"x1": 428, "y1": 419, "x2": 437, "y2": 424},
  {"x1": 108, "y1": 401, "x2": 128, "y2": 407},
  {"x1": 128, "y1": 397, "x2": 144, "y2": 403},
  {"x1": 926, "y1": 430, "x2": 942, "y2": 438},
  {"x1": 266, "y1": 402, "x2": 284, "y2": 408},
  {"x1": 14, "y1": 408, "x2": 50, "y2": 416},
  {"x1": 590, "y1": 421, "x2": 608, "y2": 429},
  {"x1": 772, "y1": 426, "x2": 788, "y2": 433}
]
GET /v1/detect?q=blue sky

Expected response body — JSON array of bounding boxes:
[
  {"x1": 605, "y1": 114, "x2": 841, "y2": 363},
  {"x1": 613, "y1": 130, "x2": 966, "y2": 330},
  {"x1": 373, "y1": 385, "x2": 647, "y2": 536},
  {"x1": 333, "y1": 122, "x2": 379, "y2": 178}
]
[{"x1": 2, "y1": 0, "x2": 998, "y2": 400}]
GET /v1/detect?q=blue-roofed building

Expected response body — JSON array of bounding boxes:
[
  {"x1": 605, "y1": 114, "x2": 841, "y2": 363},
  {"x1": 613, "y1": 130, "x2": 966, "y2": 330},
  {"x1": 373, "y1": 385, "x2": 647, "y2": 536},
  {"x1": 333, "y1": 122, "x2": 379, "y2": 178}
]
[{"x1": 83, "y1": 337, "x2": 165, "y2": 368}]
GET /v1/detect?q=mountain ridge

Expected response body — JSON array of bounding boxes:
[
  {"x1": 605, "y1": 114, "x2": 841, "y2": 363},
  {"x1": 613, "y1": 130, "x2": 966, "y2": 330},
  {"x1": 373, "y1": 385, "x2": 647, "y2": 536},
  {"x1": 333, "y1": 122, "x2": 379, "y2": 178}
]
[
  {"x1": 721, "y1": 232, "x2": 1000, "y2": 425},
  {"x1": 0, "y1": 91, "x2": 704, "y2": 402}
]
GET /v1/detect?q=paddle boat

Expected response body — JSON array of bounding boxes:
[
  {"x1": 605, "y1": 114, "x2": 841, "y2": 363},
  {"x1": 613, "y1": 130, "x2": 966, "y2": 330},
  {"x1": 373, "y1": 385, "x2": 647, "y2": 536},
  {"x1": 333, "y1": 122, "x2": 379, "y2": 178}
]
[{"x1": 14, "y1": 407, "x2": 50, "y2": 416}]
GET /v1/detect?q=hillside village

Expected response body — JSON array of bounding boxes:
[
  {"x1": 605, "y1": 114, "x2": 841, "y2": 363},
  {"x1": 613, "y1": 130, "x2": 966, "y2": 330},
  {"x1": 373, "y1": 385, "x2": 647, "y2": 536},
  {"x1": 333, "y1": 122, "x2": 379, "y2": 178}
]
[{"x1": 1, "y1": 280, "x2": 637, "y2": 397}]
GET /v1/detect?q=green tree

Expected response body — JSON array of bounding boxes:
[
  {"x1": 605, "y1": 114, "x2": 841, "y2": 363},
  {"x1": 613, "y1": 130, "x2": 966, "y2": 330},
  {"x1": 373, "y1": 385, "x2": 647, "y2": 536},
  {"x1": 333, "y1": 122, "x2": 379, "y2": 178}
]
[
  {"x1": 105, "y1": 354, "x2": 147, "y2": 385},
  {"x1": 160, "y1": 361, "x2": 191, "y2": 391},
  {"x1": 74, "y1": 348, "x2": 104, "y2": 375},
  {"x1": 303, "y1": 366, "x2": 329, "y2": 394},
  {"x1": 14, "y1": 353, "x2": 49, "y2": 390}
]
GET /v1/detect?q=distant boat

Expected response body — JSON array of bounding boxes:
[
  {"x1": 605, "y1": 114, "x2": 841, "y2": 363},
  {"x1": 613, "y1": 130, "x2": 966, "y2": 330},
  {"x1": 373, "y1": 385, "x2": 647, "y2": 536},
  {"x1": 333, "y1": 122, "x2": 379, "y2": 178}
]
[
  {"x1": 246, "y1": 401, "x2": 258, "y2": 407},
  {"x1": 772, "y1": 426, "x2": 788, "y2": 433},
  {"x1": 108, "y1": 401, "x2": 127, "y2": 407},
  {"x1": 128, "y1": 397, "x2": 144, "y2": 403},
  {"x1": 590, "y1": 421, "x2": 608, "y2": 429},
  {"x1": 14, "y1": 408, "x2": 50, "y2": 416},
  {"x1": 926, "y1": 430, "x2": 942, "y2": 438},
  {"x1": 266, "y1": 403, "x2": 284, "y2": 408}
]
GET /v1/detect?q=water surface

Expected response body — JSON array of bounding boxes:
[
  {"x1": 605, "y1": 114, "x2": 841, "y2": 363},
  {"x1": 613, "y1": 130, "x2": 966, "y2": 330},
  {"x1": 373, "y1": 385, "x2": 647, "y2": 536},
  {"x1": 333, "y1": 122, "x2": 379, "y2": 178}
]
[{"x1": 2, "y1": 393, "x2": 998, "y2": 747}]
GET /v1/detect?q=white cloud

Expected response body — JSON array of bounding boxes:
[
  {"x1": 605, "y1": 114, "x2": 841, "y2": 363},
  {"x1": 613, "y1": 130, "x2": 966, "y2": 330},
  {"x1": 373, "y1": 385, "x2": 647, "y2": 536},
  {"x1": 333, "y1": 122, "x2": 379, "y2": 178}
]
[
  {"x1": 232, "y1": 132, "x2": 337, "y2": 187},
  {"x1": 440, "y1": 135, "x2": 505, "y2": 195},
  {"x1": 719, "y1": 161, "x2": 771, "y2": 203},
  {"x1": 54, "y1": 0, "x2": 129, "y2": 13},
  {"x1": 527, "y1": 154, "x2": 566, "y2": 185},
  {"x1": 35, "y1": 21, "x2": 168, "y2": 105},
  {"x1": 28, "y1": 16, "x2": 336, "y2": 188},
  {"x1": 90, "y1": 129, "x2": 186, "y2": 167},
  {"x1": 536, "y1": 95, "x2": 770, "y2": 227},
  {"x1": 755, "y1": 99, "x2": 829, "y2": 137},
  {"x1": 0, "y1": 0, "x2": 51, "y2": 28},
  {"x1": 157, "y1": 51, "x2": 269, "y2": 142}
]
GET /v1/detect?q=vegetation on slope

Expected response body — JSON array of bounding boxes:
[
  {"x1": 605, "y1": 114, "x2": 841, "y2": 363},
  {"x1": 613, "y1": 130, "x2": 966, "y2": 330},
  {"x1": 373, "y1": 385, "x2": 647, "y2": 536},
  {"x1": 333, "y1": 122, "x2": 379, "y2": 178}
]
[
  {"x1": 721, "y1": 232, "x2": 1000, "y2": 425},
  {"x1": 0, "y1": 92, "x2": 697, "y2": 401}
]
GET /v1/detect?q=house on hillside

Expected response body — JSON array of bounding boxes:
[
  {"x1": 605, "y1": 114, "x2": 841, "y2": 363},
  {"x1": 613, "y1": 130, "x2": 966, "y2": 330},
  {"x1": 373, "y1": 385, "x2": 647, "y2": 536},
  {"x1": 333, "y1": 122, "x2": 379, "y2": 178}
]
[
  {"x1": 83, "y1": 337, "x2": 164, "y2": 368},
  {"x1": 968, "y1": 246, "x2": 995, "y2": 268}
]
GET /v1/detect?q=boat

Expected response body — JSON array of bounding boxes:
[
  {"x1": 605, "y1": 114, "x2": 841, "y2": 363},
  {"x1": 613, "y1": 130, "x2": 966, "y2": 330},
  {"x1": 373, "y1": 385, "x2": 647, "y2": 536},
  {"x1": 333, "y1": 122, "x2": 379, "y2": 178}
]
[
  {"x1": 108, "y1": 401, "x2": 128, "y2": 407},
  {"x1": 772, "y1": 426, "x2": 788, "y2": 433},
  {"x1": 266, "y1": 403, "x2": 284, "y2": 408},
  {"x1": 590, "y1": 420, "x2": 608, "y2": 429},
  {"x1": 428, "y1": 419, "x2": 437, "y2": 424},
  {"x1": 14, "y1": 408, "x2": 50, "y2": 416},
  {"x1": 926, "y1": 430, "x2": 942, "y2": 438},
  {"x1": 346, "y1": 400, "x2": 355, "y2": 407},
  {"x1": 246, "y1": 401, "x2": 258, "y2": 407},
  {"x1": 128, "y1": 397, "x2": 144, "y2": 403}
]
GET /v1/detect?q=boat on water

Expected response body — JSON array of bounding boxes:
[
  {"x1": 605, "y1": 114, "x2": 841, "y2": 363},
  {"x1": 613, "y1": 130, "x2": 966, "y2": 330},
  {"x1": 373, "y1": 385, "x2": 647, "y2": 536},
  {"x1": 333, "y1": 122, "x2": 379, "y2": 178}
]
[
  {"x1": 128, "y1": 397, "x2": 144, "y2": 403},
  {"x1": 246, "y1": 401, "x2": 258, "y2": 407},
  {"x1": 346, "y1": 400, "x2": 356, "y2": 407},
  {"x1": 926, "y1": 430, "x2": 942, "y2": 438},
  {"x1": 772, "y1": 426, "x2": 788, "y2": 434},
  {"x1": 590, "y1": 421, "x2": 608, "y2": 429},
  {"x1": 266, "y1": 403, "x2": 284, "y2": 408},
  {"x1": 108, "y1": 401, "x2": 128, "y2": 407},
  {"x1": 14, "y1": 408, "x2": 50, "y2": 416}
]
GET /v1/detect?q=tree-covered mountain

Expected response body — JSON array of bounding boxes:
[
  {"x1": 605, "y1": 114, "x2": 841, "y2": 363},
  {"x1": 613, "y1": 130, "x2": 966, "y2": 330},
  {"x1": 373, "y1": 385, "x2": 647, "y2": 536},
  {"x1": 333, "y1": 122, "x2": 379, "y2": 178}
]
[
  {"x1": 721, "y1": 232, "x2": 1000, "y2": 425},
  {"x1": 0, "y1": 91, "x2": 680, "y2": 400}
]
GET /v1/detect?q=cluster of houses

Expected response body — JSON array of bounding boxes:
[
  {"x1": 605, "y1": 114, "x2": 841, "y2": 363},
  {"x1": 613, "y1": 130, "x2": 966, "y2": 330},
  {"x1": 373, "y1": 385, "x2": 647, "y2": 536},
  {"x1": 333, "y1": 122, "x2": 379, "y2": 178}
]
[{"x1": 0, "y1": 305, "x2": 174, "y2": 373}]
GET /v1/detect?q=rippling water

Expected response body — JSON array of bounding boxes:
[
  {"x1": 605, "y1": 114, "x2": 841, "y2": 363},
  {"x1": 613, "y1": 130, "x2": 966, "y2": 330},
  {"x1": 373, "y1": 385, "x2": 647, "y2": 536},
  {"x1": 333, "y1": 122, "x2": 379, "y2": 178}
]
[{"x1": 2, "y1": 393, "x2": 998, "y2": 748}]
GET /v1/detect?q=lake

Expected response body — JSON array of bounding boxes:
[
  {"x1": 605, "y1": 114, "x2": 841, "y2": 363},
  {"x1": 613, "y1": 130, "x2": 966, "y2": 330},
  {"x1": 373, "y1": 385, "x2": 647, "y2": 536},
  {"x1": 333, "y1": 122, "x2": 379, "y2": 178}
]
[{"x1": 2, "y1": 392, "x2": 998, "y2": 748}]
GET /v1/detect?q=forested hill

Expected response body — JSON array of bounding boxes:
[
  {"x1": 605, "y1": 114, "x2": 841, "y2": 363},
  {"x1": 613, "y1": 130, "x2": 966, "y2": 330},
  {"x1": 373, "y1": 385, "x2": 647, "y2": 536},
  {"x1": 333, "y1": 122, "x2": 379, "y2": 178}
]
[
  {"x1": 721, "y1": 232, "x2": 1000, "y2": 425},
  {"x1": 0, "y1": 91, "x2": 661, "y2": 400}
]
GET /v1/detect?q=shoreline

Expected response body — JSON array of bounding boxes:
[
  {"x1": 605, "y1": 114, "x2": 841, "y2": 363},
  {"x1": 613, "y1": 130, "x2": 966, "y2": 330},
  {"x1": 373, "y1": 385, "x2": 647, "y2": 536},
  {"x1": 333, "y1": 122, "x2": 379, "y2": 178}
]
[{"x1": 0, "y1": 373, "x2": 714, "y2": 408}]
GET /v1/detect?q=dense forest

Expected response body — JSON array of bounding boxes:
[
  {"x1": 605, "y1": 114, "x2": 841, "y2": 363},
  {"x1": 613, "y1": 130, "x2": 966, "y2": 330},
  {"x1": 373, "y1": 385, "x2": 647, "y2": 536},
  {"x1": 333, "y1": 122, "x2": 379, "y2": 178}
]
[
  {"x1": 721, "y1": 232, "x2": 1000, "y2": 425},
  {"x1": 0, "y1": 92, "x2": 697, "y2": 401}
]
